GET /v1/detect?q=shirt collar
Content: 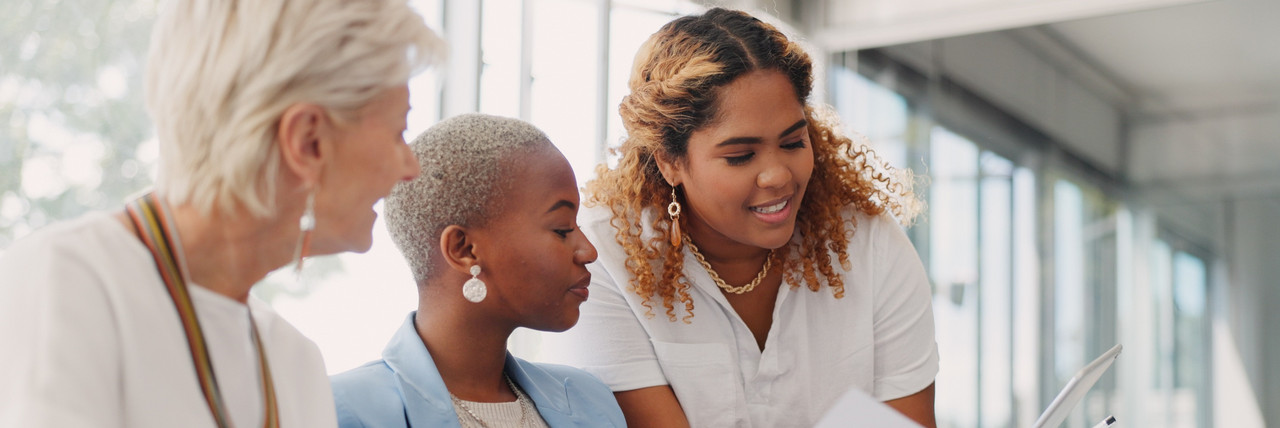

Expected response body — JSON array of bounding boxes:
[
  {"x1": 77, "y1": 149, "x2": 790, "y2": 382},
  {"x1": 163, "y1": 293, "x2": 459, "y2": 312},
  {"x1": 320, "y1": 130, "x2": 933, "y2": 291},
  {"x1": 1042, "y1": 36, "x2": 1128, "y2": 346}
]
[{"x1": 381, "y1": 312, "x2": 577, "y2": 419}]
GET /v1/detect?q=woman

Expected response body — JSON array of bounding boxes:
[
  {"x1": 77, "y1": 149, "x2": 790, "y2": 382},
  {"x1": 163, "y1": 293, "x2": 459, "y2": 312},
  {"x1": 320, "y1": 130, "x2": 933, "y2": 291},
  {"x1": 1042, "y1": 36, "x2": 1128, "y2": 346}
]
[
  {"x1": 541, "y1": 8, "x2": 938, "y2": 427},
  {"x1": 330, "y1": 114, "x2": 626, "y2": 428},
  {"x1": 0, "y1": 0, "x2": 443, "y2": 426}
]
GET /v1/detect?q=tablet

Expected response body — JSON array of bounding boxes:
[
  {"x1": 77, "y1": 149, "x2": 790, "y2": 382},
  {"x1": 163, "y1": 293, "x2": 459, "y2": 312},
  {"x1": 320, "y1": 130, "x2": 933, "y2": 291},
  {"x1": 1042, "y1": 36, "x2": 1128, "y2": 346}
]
[{"x1": 1033, "y1": 343, "x2": 1123, "y2": 428}]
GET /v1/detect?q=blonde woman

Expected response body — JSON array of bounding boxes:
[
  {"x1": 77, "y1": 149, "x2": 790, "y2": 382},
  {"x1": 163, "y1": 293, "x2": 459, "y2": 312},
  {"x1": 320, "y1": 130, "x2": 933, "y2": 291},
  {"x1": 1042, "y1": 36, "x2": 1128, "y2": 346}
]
[{"x1": 0, "y1": 0, "x2": 443, "y2": 426}]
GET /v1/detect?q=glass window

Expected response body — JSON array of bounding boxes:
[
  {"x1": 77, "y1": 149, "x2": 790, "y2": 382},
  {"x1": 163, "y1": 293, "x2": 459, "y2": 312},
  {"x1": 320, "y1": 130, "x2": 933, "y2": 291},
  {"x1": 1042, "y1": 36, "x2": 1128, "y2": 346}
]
[
  {"x1": 1011, "y1": 166, "x2": 1041, "y2": 428},
  {"x1": 929, "y1": 126, "x2": 980, "y2": 428},
  {"x1": 605, "y1": 4, "x2": 681, "y2": 168},
  {"x1": 831, "y1": 66, "x2": 909, "y2": 170},
  {"x1": 1, "y1": 0, "x2": 159, "y2": 250},
  {"x1": 479, "y1": 0, "x2": 522, "y2": 118},
  {"x1": 1053, "y1": 179, "x2": 1088, "y2": 384},
  {"x1": 1051, "y1": 177, "x2": 1119, "y2": 427},
  {"x1": 833, "y1": 44, "x2": 1218, "y2": 428},
  {"x1": 980, "y1": 152, "x2": 1014, "y2": 428},
  {"x1": 1170, "y1": 250, "x2": 1208, "y2": 426},
  {"x1": 1142, "y1": 244, "x2": 1209, "y2": 427},
  {"x1": 529, "y1": 0, "x2": 599, "y2": 186}
]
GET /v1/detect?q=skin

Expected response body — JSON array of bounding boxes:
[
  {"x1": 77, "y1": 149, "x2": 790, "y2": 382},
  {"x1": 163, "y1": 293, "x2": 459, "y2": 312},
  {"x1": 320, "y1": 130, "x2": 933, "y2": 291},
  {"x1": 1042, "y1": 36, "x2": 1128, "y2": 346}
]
[
  {"x1": 309, "y1": 85, "x2": 421, "y2": 255},
  {"x1": 415, "y1": 145, "x2": 598, "y2": 402},
  {"x1": 656, "y1": 69, "x2": 814, "y2": 352},
  {"x1": 623, "y1": 70, "x2": 937, "y2": 427},
  {"x1": 115, "y1": 84, "x2": 419, "y2": 303}
]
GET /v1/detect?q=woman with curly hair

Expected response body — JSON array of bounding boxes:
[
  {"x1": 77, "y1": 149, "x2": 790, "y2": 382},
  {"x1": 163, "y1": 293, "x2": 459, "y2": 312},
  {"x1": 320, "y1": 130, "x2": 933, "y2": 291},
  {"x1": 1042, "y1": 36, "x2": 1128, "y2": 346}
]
[{"x1": 542, "y1": 7, "x2": 938, "y2": 427}]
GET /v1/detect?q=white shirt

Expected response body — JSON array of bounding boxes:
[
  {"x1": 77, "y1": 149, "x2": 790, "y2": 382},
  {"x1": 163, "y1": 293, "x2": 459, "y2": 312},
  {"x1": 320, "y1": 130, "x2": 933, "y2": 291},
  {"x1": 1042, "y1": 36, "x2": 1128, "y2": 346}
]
[
  {"x1": 0, "y1": 212, "x2": 337, "y2": 428},
  {"x1": 542, "y1": 205, "x2": 939, "y2": 427}
]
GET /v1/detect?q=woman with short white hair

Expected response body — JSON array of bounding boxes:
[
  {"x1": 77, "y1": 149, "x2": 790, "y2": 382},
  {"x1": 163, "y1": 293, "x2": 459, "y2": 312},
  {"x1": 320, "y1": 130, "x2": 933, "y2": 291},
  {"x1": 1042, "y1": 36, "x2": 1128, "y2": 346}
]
[
  {"x1": 0, "y1": 0, "x2": 444, "y2": 426},
  {"x1": 330, "y1": 114, "x2": 626, "y2": 427}
]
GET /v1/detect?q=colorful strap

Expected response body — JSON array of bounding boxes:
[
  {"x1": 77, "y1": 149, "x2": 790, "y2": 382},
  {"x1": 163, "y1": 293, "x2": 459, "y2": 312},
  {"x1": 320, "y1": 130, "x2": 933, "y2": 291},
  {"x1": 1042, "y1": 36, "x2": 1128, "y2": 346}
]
[{"x1": 126, "y1": 193, "x2": 279, "y2": 428}]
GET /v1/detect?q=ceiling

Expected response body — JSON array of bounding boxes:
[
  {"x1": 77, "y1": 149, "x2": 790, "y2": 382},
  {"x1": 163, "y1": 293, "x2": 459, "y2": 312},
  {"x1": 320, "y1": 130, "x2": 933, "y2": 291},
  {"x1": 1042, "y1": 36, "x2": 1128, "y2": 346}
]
[
  {"x1": 784, "y1": 0, "x2": 1280, "y2": 205},
  {"x1": 1041, "y1": 0, "x2": 1280, "y2": 202},
  {"x1": 1049, "y1": 0, "x2": 1280, "y2": 114}
]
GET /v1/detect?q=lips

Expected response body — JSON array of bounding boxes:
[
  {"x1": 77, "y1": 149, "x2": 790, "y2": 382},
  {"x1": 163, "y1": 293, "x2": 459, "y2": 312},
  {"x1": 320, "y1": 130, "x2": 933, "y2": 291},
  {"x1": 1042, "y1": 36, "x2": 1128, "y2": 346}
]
[
  {"x1": 568, "y1": 275, "x2": 591, "y2": 300},
  {"x1": 749, "y1": 196, "x2": 792, "y2": 223}
]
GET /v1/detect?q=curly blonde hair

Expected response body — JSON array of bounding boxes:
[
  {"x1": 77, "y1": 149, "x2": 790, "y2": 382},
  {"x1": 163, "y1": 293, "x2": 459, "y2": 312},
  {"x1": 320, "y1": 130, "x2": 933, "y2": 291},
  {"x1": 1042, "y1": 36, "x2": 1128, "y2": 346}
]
[{"x1": 586, "y1": 8, "x2": 920, "y2": 322}]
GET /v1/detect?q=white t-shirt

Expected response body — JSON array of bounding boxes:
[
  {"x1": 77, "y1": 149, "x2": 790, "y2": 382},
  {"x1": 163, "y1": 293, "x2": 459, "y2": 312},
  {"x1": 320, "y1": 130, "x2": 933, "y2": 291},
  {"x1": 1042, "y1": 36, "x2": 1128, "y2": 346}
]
[
  {"x1": 0, "y1": 212, "x2": 337, "y2": 428},
  {"x1": 542, "y1": 205, "x2": 939, "y2": 427}
]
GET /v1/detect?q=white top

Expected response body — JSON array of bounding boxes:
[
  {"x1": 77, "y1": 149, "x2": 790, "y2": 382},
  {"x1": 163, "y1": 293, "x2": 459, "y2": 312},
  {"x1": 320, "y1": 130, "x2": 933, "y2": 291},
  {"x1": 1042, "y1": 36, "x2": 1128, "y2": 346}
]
[
  {"x1": 542, "y1": 205, "x2": 939, "y2": 427},
  {"x1": 0, "y1": 212, "x2": 337, "y2": 428}
]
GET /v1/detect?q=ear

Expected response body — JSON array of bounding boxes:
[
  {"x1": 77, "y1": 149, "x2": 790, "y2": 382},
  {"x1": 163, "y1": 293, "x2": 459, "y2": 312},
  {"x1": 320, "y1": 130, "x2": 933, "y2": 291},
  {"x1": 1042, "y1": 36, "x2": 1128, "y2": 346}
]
[
  {"x1": 438, "y1": 224, "x2": 478, "y2": 276},
  {"x1": 653, "y1": 150, "x2": 685, "y2": 187},
  {"x1": 277, "y1": 103, "x2": 331, "y2": 188}
]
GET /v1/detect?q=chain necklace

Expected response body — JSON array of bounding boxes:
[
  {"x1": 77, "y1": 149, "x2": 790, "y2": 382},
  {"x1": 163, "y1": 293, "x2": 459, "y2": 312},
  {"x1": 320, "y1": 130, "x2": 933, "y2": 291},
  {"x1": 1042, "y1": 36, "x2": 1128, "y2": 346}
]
[
  {"x1": 682, "y1": 233, "x2": 775, "y2": 294},
  {"x1": 449, "y1": 375, "x2": 530, "y2": 428}
]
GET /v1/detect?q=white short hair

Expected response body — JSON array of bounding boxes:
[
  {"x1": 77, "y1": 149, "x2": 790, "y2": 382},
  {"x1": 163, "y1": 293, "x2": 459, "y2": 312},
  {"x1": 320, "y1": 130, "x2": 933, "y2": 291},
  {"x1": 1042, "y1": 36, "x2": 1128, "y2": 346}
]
[
  {"x1": 145, "y1": 0, "x2": 445, "y2": 217},
  {"x1": 385, "y1": 114, "x2": 552, "y2": 284}
]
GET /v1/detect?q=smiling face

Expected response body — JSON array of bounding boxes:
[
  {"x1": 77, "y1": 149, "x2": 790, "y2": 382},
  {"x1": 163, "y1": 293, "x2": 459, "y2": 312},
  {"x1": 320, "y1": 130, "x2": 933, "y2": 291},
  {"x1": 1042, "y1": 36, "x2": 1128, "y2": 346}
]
[
  {"x1": 657, "y1": 69, "x2": 814, "y2": 254},
  {"x1": 469, "y1": 144, "x2": 598, "y2": 332},
  {"x1": 313, "y1": 84, "x2": 420, "y2": 254}
]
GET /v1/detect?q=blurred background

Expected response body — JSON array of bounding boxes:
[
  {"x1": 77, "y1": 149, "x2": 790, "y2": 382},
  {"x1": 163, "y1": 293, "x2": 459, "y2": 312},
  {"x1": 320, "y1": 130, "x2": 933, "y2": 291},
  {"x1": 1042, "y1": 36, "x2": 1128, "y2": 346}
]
[{"x1": 2, "y1": 0, "x2": 1275, "y2": 426}]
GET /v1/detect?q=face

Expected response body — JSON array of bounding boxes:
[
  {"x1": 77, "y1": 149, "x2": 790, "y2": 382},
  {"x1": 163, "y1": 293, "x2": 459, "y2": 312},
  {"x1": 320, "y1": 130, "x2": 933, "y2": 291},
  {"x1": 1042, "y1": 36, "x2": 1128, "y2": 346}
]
[
  {"x1": 660, "y1": 69, "x2": 814, "y2": 254},
  {"x1": 314, "y1": 84, "x2": 420, "y2": 254},
  {"x1": 470, "y1": 145, "x2": 597, "y2": 332}
]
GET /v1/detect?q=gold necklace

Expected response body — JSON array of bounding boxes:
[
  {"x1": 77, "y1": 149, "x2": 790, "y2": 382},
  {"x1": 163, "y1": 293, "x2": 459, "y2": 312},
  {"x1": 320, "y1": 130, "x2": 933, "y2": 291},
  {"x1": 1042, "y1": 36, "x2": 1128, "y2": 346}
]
[
  {"x1": 449, "y1": 375, "x2": 530, "y2": 428},
  {"x1": 682, "y1": 233, "x2": 774, "y2": 294}
]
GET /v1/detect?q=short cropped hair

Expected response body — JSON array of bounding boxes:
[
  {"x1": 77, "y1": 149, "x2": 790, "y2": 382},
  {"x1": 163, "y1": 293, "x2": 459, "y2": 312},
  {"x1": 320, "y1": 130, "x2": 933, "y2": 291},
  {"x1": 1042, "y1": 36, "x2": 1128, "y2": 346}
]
[
  {"x1": 145, "y1": 0, "x2": 446, "y2": 217},
  {"x1": 385, "y1": 114, "x2": 552, "y2": 284}
]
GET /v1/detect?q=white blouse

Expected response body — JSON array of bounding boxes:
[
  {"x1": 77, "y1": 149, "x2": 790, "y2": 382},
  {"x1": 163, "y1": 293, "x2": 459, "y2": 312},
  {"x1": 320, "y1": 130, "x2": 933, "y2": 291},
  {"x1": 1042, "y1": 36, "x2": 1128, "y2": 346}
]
[
  {"x1": 0, "y1": 212, "x2": 337, "y2": 428},
  {"x1": 542, "y1": 205, "x2": 939, "y2": 427}
]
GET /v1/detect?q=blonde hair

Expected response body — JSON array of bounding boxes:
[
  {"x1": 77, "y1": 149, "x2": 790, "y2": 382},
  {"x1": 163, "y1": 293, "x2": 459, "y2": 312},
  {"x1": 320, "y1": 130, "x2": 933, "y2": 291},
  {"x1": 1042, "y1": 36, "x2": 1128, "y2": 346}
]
[
  {"x1": 587, "y1": 8, "x2": 921, "y2": 322},
  {"x1": 145, "y1": 0, "x2": 445, "y2": 217}
]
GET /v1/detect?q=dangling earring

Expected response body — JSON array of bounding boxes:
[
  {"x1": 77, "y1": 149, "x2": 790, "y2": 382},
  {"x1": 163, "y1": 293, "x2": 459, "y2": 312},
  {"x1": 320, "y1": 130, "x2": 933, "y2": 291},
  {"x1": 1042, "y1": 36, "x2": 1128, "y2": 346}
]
[
  {"x1": 292, "y1": 191, "x2": 316, "y2": 274},
  {"x1": 462, "y1": 265, "x2": 487, "y2": 303},
  {"x1": 667, "y1": 186, "x2": 682, "y2": 248}
]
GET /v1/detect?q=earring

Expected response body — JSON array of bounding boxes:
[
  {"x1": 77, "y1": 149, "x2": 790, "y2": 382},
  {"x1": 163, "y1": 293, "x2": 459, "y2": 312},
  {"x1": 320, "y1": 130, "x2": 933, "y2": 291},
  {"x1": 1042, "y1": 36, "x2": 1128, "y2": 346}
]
[
  {"x1": 667, "y1": 186, "x2": 682, "y2": 248},
  {"x1": 292, "y1": 190, "x2": 317, "y2": 274},
  {"x1": 462, "y1": 265, "x2": 487, "y2": 303}
]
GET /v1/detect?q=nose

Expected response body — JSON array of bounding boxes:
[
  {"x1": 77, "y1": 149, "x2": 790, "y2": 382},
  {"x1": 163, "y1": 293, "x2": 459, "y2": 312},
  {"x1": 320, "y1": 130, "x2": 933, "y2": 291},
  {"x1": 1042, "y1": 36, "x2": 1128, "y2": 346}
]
[
  {"x1": 400, "y1": 144, "x2": 421, "y2": 182},
  {"x1": 574, "y1": 236, "x2": 598, "y2": 265},
  {"x1": 756, "y1": 158, "x2": 792, "y2": 189}
]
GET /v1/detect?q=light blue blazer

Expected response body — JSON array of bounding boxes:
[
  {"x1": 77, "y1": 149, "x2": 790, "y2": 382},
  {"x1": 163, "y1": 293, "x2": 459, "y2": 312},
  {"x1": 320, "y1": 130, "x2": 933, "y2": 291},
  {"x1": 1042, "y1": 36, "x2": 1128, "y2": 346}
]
[{"x1": 331, "y1": 312, "x2": 626, "y2": 428}]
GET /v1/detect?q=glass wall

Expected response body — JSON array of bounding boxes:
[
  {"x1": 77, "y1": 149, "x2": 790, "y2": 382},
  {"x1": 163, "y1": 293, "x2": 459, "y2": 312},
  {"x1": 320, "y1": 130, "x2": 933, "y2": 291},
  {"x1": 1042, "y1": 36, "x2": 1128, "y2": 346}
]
[{"x1": 832, "y1": 48, "x2": 1214, "y2": 427}]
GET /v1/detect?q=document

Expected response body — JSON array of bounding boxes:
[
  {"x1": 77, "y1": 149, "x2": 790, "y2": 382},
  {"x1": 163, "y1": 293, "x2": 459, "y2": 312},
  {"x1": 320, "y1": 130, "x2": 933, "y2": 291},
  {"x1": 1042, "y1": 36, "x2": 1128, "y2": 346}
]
[{"x1": 814, "y1": 386, "x2": 922, "y2": 427}]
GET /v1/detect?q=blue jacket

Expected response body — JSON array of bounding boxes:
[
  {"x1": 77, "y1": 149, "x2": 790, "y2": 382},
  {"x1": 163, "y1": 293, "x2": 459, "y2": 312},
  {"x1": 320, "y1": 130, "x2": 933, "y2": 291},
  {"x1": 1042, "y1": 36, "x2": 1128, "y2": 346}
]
[{"x1": 331, "y1": 312, "x2": 626, "y2": 428}]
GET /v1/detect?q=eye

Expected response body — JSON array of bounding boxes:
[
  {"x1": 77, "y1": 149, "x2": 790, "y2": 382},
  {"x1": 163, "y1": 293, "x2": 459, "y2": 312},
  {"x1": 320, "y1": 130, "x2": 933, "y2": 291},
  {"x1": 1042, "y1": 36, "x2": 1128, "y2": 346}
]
[
  {"x1": 725, "y1": 152, "x2": 754, "y2": 166},
  {"x1": 782, "y1": 140, "x2": 807, "y2": 150},
  {"x1": 554, "y1": 228, "x2": 575, "y2": 238}
]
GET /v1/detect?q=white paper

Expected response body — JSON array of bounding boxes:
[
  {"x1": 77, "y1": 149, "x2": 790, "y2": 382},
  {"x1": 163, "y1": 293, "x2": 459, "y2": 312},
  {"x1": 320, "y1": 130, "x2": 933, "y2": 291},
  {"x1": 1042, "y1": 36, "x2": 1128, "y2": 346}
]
[{"x1": 813, "y1": 386, "x2": 923, "y2": 428}]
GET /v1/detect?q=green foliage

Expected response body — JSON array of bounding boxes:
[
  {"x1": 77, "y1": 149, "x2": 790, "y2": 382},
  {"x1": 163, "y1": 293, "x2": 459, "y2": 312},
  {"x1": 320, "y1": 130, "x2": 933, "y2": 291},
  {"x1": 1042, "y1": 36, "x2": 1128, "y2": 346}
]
[
  {"x1": 0, "y1": 0, "x2": 157, "y2": 246},
  {"x1": 0, "y1": 0, "x2": 329, "y2": 303}
]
